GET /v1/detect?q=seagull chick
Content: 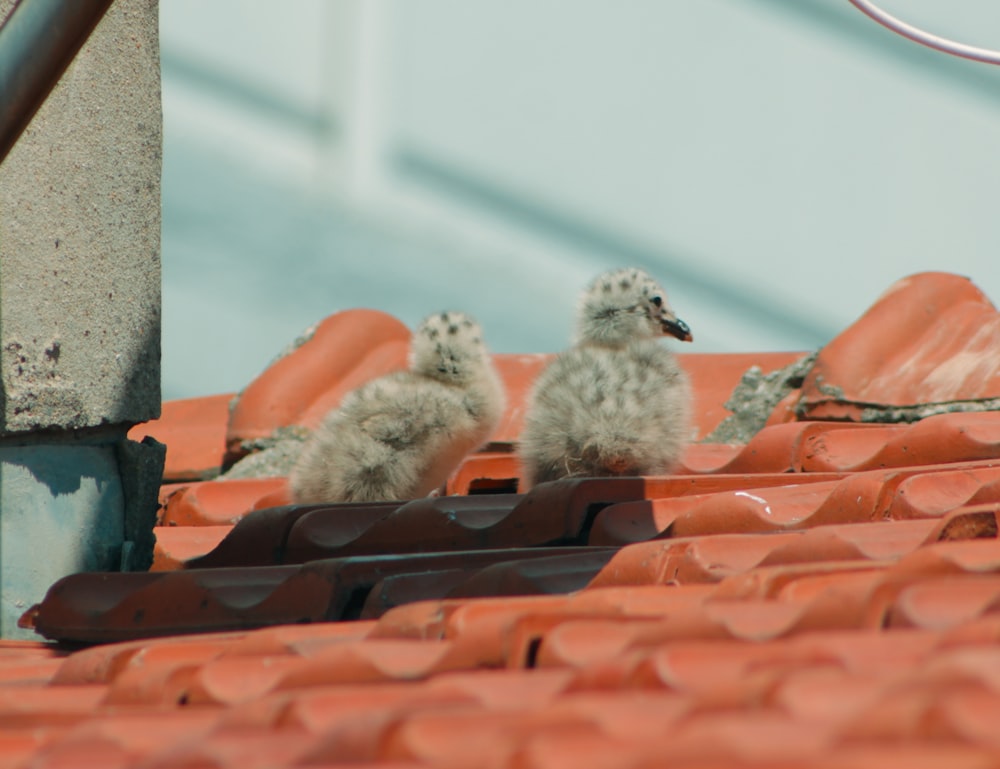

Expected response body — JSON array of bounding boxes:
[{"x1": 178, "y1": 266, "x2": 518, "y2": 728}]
[
  {"x1": 518, "y1": 267, "x2": 693, "y2": 487},
  {"x1": 290, "y1": 311, "x2": 505, "y2": 503}
]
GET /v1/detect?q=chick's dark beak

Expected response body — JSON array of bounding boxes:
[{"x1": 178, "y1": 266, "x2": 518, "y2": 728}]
[{"x1": 662, "y1": 315, "x2": 693, "y2": 342}]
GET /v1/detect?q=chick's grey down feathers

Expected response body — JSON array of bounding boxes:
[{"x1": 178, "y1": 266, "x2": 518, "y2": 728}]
[
  {"x1": 290, "y1": 311, "x2": 505, "y2": 503},
  {"x1": 519, "y1": 267, "x2": 693, "y2": 486}
]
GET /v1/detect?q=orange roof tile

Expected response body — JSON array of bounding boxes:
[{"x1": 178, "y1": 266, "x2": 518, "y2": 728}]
[
  {"x1": 800, "y1": 272, "x2": 1000, "y2": 420},
  {"x1": 9, "y1": 271, "x2": 1000, "y2": 768},
  {"x1": 128, "y1": 393, "x2": 234, "y2": 481},
  {"x1": 226, "y1": 309, "x2": 411, "y2": 455}
]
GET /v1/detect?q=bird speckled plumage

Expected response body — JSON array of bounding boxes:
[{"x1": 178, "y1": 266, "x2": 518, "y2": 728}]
[
  {"x1": 518, "y1": 267, "x2": 693, "y2": 487},
  {"x1": 289, "y1": 311, "x2": 505, "y2": 503}
]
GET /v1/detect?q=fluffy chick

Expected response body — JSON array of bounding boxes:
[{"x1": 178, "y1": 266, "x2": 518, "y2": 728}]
[
  {"x1": 290, "y1": 311, "x2": 505, "y2": 503},
  {"x1": 518, "y1": 267, "x2": 693, "y2": 487}
]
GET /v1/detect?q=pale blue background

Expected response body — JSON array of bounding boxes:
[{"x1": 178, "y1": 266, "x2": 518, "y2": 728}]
[{"x1": 159, "y1": 1, "x2": 1000, "y2": 399}]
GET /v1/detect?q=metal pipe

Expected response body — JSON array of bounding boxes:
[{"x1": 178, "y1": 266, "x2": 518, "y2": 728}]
[
  {"x1": 0, "y1": 0, "x2": 115, "y2": 165},
  {"x1": 846, "y1": 0, "x2": 1000, "y2": 65}
]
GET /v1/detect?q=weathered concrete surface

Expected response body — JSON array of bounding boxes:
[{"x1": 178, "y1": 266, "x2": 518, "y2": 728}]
[
  {"x1": 0, "y1": 0, "x2": 163, "y2": 637},
  {"x1": 0, "y1": 444, "x2": 123, "y2": 638},
  {"x1": 0, "y1": 0, "x2": 161, "y2": 433}
]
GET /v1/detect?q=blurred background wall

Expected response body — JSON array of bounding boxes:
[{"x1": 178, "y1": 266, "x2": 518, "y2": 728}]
[{"x1": 158, "y1": 0, "x2": 1000, "y2": 400}]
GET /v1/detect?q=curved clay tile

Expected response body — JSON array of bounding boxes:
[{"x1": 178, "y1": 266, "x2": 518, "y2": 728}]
[{"x1": 800, "y1": 272, "x2": 1000, "y2": 420}]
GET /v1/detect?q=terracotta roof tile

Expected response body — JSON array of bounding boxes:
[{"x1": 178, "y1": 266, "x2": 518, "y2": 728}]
[
  {"x1": 592, "y1": 462, "x2": 1000, "y2": 546},
  {"x1": 226, "y1": 309, "x2": 411, "y2": 455},
  {"x1": 151, "y1": 525, "x2": 232, "y2": 571},
  {"x1": 159, "y1": 478, "x2": 289, "y2": 527},
  {"x1": 11, "y1": 271, "x2": 1000, "y2": 767},
  {"x1": 128, "y1": 393, "x2": 234, "y2": 481},
  {"x1": 800, "y1": 272, "x2": 1000, "y2": 420},
  {"x1": 445, "y1": 451, "x2": 521, "y2": 495},
  {"x1": 679, "y1": 351, "x2": 807, "y2": 440},
  {"x1": 680, "y1": 413, "x2": 1000, "y2": 475},
  {"x1": 800, "y1": 412, "x2": 1000, "y2": 472}
]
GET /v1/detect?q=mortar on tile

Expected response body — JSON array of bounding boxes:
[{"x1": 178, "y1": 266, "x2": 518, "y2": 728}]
[{"x1": 704, "y1": 353, "x2": 816, "y2": 444}]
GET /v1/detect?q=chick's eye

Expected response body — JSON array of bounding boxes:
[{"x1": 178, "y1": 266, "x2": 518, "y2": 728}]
[{"x1": 650, "y1": 296, "x2": 663, "y2": 308}]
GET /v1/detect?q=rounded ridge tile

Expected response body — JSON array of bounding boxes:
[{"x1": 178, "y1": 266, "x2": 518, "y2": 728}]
[
  {"x1": 587, "y1": 499, "x2": 678, "y2": 546},
  {"x1": 226, "y1": 308, "x2": 411, "y2": 449},
  {"x1": 800, "y1": 272, "x2": 1000, "y2": 417},
  {"x1": 294, "y1": 338, "x2": 412, "y2": 429},
  {"x1": 281, "y1": 501, "x2": 405, "y2": 563},
  {"x1": 183, "y1": 503, "x2": 329, "y2": 569}
]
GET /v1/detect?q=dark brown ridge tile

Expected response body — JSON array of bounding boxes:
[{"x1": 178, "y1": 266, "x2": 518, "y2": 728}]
[
  {"x1": 362, "y1": 549, "x2": 620, "y2": 620},
  {"x1": 24, "y1": 548, "x2": 614, "y2": 644},
  {"x1": 185, "y1": 501, "x2": 402, "y2": 569},
  {"x1": 285, "y1": 477, "x2": 651, "y2": 562},
  {"x1": 282, "y1": 494, "x2": 526, "y2": 562}
]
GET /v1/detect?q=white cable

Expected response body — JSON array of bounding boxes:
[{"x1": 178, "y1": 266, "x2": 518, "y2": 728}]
[{"x1": 846, "y1": 0, "x2": 1000, "y2": 65}]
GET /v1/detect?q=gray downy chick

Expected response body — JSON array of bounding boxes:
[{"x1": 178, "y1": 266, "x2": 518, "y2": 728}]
[
  {"x1": 290, "y1": 311, "x2": 506, "y2": 503},
  {"x1": 518, "y1": 267, "x2": 693, "y2": 487}
]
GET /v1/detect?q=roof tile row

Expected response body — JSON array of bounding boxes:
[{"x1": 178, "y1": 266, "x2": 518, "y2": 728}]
[{"x1": 7, "y1": 270, "x2": 1000, "y2": 769}]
